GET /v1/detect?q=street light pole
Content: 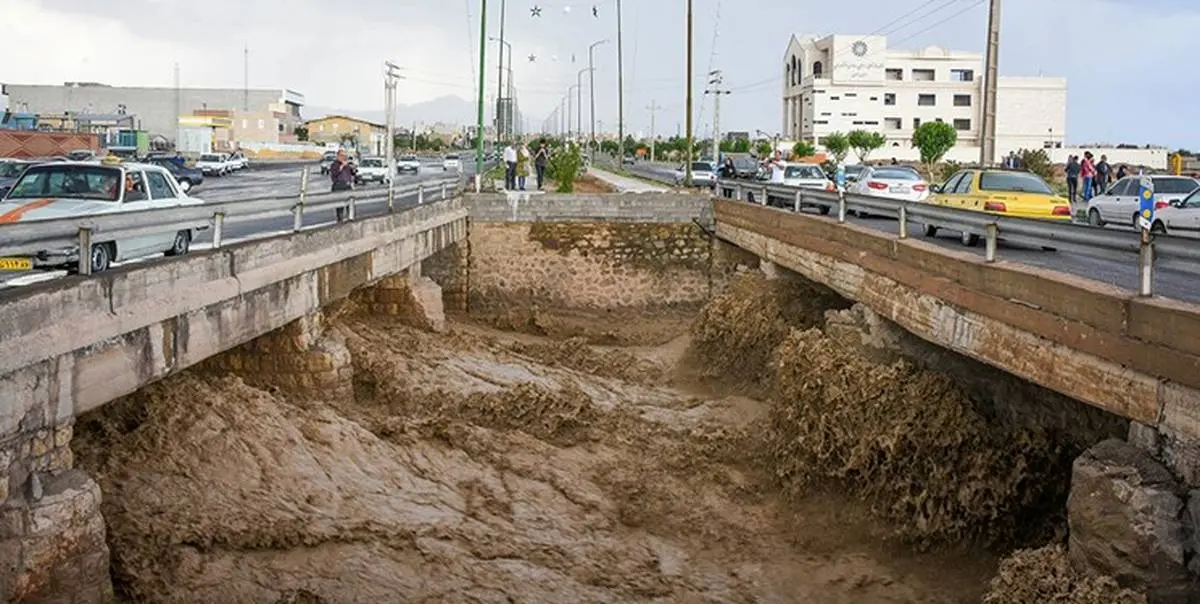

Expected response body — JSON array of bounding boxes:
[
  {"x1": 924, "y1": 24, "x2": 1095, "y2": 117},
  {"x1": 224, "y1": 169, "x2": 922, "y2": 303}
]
[
  {"x1": 576, "y1": 68, "x2": 592, "y2": 140},
  {"x1": 496, "y1": 0, "x2": 508, "y2": 142},
  {"x1": 384, "y1": 61, "x2": 403, "y2": 209},
  {"x1": 616, "y1": 0, "x2": 625, "y2": 162},
  {"x1": 568, "y1": 85, "x2": 579, "y2": 140},
  {"x1": 980, "y1": 0, "x2": 1001, "y2": 167},
  {"x1": 684, "y1": 0, "x2": 694, "y2": 185},
  {"x1": 588, "y1": 39, "x2": 609, "y2": 160},
  {"x1": 475, "y1": 0, "x2": 488, "y2": 182}
]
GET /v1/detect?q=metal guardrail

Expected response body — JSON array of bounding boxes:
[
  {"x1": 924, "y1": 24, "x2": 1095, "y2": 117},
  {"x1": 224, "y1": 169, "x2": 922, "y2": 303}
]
[
  {"x1": 0, "y1": 173, "x2": 465, "y2": 276},
  {"x1": 711, "y1": 180, "x2": 1200, "y2": 298}
]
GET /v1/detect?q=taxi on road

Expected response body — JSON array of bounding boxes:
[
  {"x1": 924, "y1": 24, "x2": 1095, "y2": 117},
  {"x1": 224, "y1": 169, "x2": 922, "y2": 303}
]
[
  {"x1": 921, "y1": 168, "x2": 1071, "y2": 246},
  {"x1": 0, "y1": 159, "x2": 208, "y2": 274}
]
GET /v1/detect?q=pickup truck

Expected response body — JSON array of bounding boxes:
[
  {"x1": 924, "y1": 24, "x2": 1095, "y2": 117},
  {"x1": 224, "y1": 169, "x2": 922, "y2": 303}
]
[
  {"x1": 397, "y1": 155, "x2": 421, "y2": 174},
  {"x1": 355, "y1": 157, "x2": 391, "y2": 184}
]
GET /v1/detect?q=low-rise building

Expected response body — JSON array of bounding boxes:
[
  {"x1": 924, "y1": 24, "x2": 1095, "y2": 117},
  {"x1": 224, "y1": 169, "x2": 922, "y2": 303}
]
[
  {"x1": 781, "y1": 34, "x2": 1067, "y2": 163},
  {"x1": 305, "y1": 114, "x2": 387, "y2": 156}
]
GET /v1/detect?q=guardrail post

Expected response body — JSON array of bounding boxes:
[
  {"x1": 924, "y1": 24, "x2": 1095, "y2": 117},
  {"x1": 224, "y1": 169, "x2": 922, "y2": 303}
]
[
  {"x1": 735, "y1": 184, "x2": 742, "y2": 201},
  {"x1": 212, "y1": 212, "x2": 225, "y2": 249},
  {"x1": 76, "y1": 227, "x2": 93, "y2": 275},
  {"x1": 793, "y1": 190, "x2": 802, "y2": 213},
  {"x1": 985, "y1": 223, "x2": 998, "y2": 262},
  {"x1": 294, "y1": 168, "x2": 308, "y2": 231},
  {"x1": 898, "y1": 205, "x2": 908, "y2": 239},
  {"x1": 1139, "y1": 231, "x2": 1154, "y2": 297},
  {"x1": 837, "y1": 191, "x2": 847, "y2": 223},
  {"x1": 759, "y1": 187, "x2": 767, "y2": 206},
  {"x1": 418, "y1": 185, "x2": 425, "y2": 205},
  {"x1": 441, "y1": 182, "x2": 448, "y2": 200},
  {"x1": 347, "y1": 196, "x2": 357, "y2": 221}
]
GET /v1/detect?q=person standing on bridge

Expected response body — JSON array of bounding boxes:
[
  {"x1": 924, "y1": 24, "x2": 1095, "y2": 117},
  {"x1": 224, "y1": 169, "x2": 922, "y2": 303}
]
[
  {"x1": 502, "y1": 141, "x2": 518, "y2": 190},
  {"x1": 533, "y1": 142, "x2": 549, "y2": 190},
  {"x1": 1065, "y1": 155, "x2": 1080, "y2": 205},
  {"x1": 329, "y1": 149, "x2": 357, "y2": 222}
]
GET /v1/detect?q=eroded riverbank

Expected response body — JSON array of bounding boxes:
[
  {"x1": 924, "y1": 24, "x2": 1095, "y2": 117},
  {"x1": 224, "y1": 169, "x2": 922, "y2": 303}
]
[{"x1": 72, "y1": 274, "x2": 1141, "y2": 603}]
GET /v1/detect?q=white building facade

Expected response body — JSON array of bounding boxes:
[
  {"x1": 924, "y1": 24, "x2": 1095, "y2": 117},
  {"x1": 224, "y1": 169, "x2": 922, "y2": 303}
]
[{"x1": 781, "y1": 34, "x2": 1067, "y2": 164}]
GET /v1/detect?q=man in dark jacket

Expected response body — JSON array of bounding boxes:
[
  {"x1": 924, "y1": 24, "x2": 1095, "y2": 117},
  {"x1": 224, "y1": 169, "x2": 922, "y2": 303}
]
[
  {"x1": 1095, "y1": 154, "x2": 1112, "y2": 195},
  {"x1": 1064, "y1": 155, "x2": 1080, "y2": 203},
  {"x1": 329, "y1": 149, "x2": 357, "y2": 221}
]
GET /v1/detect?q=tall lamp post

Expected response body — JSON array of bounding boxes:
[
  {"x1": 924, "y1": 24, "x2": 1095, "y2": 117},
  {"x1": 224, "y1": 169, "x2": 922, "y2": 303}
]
[
  {"x1": 495, "y1": 0, "x2": 508, "y2": 144},
  {"x1": 567, "y1": 85, "x2": 579, "y2": 140},
  {"x1": 384, "y1": 61, "x2": 403, "y2": 209},
  {"x1": 684, "y1": 0, "x2": 693, "y2": 185},
  {"x1": 616, "y1": 0, "x2": 625, "y2": 162},
  {"x1": 588, "y1": 39, "x2": 609, "y2": 159},
  {"x1": 490, "y1": 36, "x2": 513, "y2": 139},
  {"x1": 474, "y1": 0, "x2": 488, "y2": 183},
  {"x1": 576, "y1": 67, "x2": 592, "y2": 142}
]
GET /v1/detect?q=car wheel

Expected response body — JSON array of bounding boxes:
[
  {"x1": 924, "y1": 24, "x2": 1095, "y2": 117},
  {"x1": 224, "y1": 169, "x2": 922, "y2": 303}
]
[
  {"x1": 178, "y1": 179, "x2": 192, "y2": 193},
  {"x1": 166, "y1": 230, "x2": 191, "y2": 256},
  {"x1": 922, "y1": 224, "x2": 938, "y2": 237},
  {"x1": 961, "y1": 231, "x2": 980, "y2": 247},
  {"x1": 90, "y1": 242, "x2": 113, "y2": 273},
  {"x1": 1087, "y1": 208, "x2": 1104, "y2": 226},
  {"x1": 1151, "y1": 221, "x2": 1167, "y2": 235}
]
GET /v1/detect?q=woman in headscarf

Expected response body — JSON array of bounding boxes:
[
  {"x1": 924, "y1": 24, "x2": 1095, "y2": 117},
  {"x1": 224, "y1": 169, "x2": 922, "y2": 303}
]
[{"x1": 516, "y1": 142, "x2": 531, "y2": 190}]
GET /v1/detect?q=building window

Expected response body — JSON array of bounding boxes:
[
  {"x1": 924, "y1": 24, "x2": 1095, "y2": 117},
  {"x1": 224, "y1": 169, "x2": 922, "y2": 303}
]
[
  {"x1": 863, "y1": 120, "x2": 879, "y2": 125},
  {"x1": 884, "y1": 93, "x2": 896, "y2": 106},
  {"x1": 844, "y1": 92, "x2": 857, "y2": 97},
  {"x1": 913, "y1": 118, "x2": 922, "y2": 129},
  {"x1": 814, "y1": 120, "x2": 829, "y2": 124},
  {"x1": 869, "y1": 96, "x2": 878, "y2": 101},
  {"x1": 935, "y1": 118, "x2": 944, "y2": 122},
  {"x1": 953, "y1": 94, "x2": 972, "y2": 107},
  {"x1": 918, "y1": 94, "x2": 936, "y2": 106},
  {"x1": 950, "y1": 69, "x2": 975, "y2": 82},
  {"x1": 829, "y1": 96, "x2": 840, "y2": 100},
  {"x1": 885, "y1": 118, "x2": 902, "y2": 130},
  {"x1": 842, "y1": 112, "x2": 857, "y2": 117},
  {"x1": 820, "y1": 112, "x2": 832, "y2": 116},
  {"x1": 954, "y1": 118, "x2": 972, "y2": 131},
  {"x1": 885, "y1": 68, "x2": 903, "y2": 81},
  {"x1": 912, "y1": 69, "x2": 935, "y2": 81},
  {"x1": 813, "y1": 61, "x2": 823, "y2": 77}
]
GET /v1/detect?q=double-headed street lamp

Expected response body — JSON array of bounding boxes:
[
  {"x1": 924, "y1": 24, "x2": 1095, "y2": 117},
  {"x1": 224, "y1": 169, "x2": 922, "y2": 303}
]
[
  {"x1": 576, "y1": 67, "x2": 593, "y2": 140},
  {"x1": 588, "y1": 39, "x2": 609, "y2": 156}
]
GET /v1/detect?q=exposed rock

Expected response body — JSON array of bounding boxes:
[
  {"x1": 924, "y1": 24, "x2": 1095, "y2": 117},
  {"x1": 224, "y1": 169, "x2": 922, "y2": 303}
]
[{"x1": 1067, "y1": 439, "x2": 1193, "y2": 602}]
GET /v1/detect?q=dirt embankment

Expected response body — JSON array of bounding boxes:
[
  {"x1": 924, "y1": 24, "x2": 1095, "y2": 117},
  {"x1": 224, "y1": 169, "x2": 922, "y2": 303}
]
[{"x1": 71, "y1": 271, "x2": 1140, "y2": 603}]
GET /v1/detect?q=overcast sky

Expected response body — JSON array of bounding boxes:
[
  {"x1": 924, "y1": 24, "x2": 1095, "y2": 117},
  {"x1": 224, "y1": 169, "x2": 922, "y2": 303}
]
[{"x1": 3, "y1": 0, "x2": 1198, "y2": 147}]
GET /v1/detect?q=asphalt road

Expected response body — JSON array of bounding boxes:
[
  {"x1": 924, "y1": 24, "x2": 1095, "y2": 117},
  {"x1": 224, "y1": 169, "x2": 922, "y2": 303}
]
[
  {"x1": 0, "y1": 159, "x2": 474, "y2": 290},
  {"x1": 626, "y1": 162, "x2": 1200, "y2": 304}
]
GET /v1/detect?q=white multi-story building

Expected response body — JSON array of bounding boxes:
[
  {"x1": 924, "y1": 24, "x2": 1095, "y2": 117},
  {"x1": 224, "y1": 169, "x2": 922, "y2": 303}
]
[{"x1": 781, "y1": 34, "x2": 1067, "y2": 163}]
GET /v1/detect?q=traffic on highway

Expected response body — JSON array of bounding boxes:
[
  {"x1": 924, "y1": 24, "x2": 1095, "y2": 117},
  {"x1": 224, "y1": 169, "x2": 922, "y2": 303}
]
[
  {"x1": 0, "y1": 154, "x2": 478, "y2": 290},
  {"x1": 624, "y1": 158, "x2": 1200, "y2": 303}
]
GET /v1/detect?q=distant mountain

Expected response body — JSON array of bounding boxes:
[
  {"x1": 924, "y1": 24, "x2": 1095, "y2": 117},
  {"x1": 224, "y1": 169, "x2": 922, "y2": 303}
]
[{"x1": 305, "y1": 95, "x2": 477, "y2": 127}]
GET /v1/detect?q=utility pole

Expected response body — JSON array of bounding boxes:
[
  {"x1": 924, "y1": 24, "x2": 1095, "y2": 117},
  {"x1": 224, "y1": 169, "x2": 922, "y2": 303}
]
[
  {"x1": 588, "y1": 39, "x2": 609, "y2": 160},
  {"x1": 577, "y1": 68, "x2": 591, "y2": 140},
  {"x1": 705, "y1": 70, "x2": 729, "y2": 162},
  {"x1": 496, "y1": 0, "x2": 507, "y2": 143},
  {"x1": 384, "y1": 62, "x2": 403, "y2": 209},
  {"x1": 684, "y1": 0, "x2": 694, "y2": 185},
  {"x1": 243, "y1": 44, "x2": 249, "y2": 111},
  {"x1": 475, "y1": 0, "x2": 488, "y2": 181},
  {"x1": 647, "y1": 100, "x2": 662, "y2": 161},
  {"x1": 173, "y1": 62, "x2": 180, "y2": 145},
  {"x1": 980, "y1": 0, "x2": 1001, "y2": 167},
  {"x1": 616, "y1": 0, "x2": 626, "y2": 162},
  {"x1": 568, "y1": 86, "x2": 577, "y2": 140}
]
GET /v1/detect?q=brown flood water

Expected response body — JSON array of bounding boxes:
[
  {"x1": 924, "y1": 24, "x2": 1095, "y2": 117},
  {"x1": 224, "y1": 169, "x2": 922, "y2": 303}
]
[{"x1": 73, "y1": 309, "x2": 999, "y2": 603}]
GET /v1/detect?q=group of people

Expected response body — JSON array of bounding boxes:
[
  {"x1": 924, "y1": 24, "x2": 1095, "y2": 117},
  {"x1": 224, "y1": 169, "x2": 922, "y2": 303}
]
[
  {"x1": 502, "y1": 141, "x2": 549, "y2": 191},
  {"x1": 1064, "y1": 152, "x2": 1127, "y2": 203}
]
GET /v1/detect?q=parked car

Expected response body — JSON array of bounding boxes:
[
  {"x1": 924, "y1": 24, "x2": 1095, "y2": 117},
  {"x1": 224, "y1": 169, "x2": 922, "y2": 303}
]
[
  {"x1": 397, "y1": 155, "x2": 421, "y2": 174},
  {"x1": 319, "y1": 150, "x2": 338, "y2": 175},
  {"x1": 731, "y1": 156, "x2": 759, "y2": 179},
  {"x1": 1084, "y1": 175, "x2": 1200, "y2": 227},
  {"x1": 355, "y1": 157, "x2": 391, "y2": 184},
  {"x1": 196, "y1": 153, "x2": 231, "y2": 176},
  {"x1": 443, "y1": 154, "x2": 462, "y2": 172},
  {"x1": 850, "y1": 166, "x2": 930, "y2": 202},
  {"x1": 673, "y1": 161, "x2": 717, "y2": 187},
  {"x1": 923, "y1": 168, "x2": 1071, "y2": 246},
  {"x1": 0, "y1": 160, "x2": 34, "y2": 197},
  {"x1": 0, "y1": 161, "x2": 208, "y2": 273},
  {"x1": 1147, "y1": 186, "x2": 1200, "y2": 235},
  {"x1": 149, "y1": 159, "x2": 205, "y2": 193},
  {"x1": 227, "y1": 151, "x2": 250, "y2": 171},
  {"x1": 777, "y1": 162, "x2": 837, "y2": 214}
]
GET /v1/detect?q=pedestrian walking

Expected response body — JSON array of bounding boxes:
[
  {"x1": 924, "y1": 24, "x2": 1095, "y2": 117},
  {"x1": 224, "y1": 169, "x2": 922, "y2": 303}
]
[
  {"x1": 534, "y1": 143, "x2": 549, "y2": 190},
  {"x1": 516, "y1": 143, "x2": 531, "y2": 190},
  {"x1": 1065, "y1": 154, "x2": 1080, "y2": 204},
  {"x1": 329, "y1": 149, "x2": 357, "y2": 221},
  {"x1": 502, "y1": 141, "x2": 517, "y2": 190},
  {"x1": 1080, "y1": 151, "x2": 1097, "y2": 201}
]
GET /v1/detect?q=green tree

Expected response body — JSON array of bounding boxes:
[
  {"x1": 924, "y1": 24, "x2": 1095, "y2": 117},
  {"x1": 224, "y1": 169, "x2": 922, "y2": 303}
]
[
  {"x1": 546, "y1": 142, "x2": 583, "y2": 192},
  {"x1": 754, "y1": 140, "x2": 773, "y2": 158},
  {"x1": 792, "y1": 140, "x2": 816, "y2": 159},
  {"x1": 912, "y1": 122, "x2": 958, "y2": 173},
  {"x1": 847, "y1": 129, "x2": 886, "y2": 163},
  {"x1": 1016, "y1": 148, "x2": 1052, "y2": 179},
  {"x1": 292, "y1": 125, "x2": 309, "y2": 142},
  {"x1": 600, "y1": 139, "x2": 619, "y2": 155},
  {"x1": 819, "y1": 132, "x2": 851, "y2": 164}
]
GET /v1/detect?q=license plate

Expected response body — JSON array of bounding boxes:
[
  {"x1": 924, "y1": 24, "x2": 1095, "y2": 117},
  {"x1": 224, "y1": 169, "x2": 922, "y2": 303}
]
[
  {"x1": 0, "y1": 257, "x2": 32, "y2": 271},
  {"x1": 890, "y1": 186, "x2": 910, "y2": 193}
]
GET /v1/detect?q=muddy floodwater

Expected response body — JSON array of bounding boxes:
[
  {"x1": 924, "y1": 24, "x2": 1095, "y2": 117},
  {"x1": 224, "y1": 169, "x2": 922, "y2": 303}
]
[{"x1": 71, "y1": 275, "x2": 1137, "y2": 603}]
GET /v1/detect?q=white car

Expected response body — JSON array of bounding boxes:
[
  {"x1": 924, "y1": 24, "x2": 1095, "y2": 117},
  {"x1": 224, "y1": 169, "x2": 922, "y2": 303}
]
[
  {"x1": 355, "y1": 157, "x2": 391, "y2": 184},
  {"x1": 775, "y1": 162, "x2": 837, "y2": 214},
  {"x1": 196, "y1": 153, "x2": 231, "y2": 176},
  {"x1": 850, "y1": 166, "x2": 930, "y2": 202},
  {"x1": 397, "y1": 155, "x2": 421, "y2": 175},
  {"x1": 1147, "y1": 187, "x2": 1200, "y2": 235},
  {"x1": 674, "y1": 161, "x2": 717, "y2": 187},
  {"x1": 1084, "y1": 175, "x2": 1200, "y2": 227},
  {"x1": 0, "y1": 161, "x2": 208, "y2": 273},
  {"x1": 227, "y1": 151, "x2": 249, "y2": 171},
  {"x1": 443, "y1": 154, "x2": 462, "y2": 172}
]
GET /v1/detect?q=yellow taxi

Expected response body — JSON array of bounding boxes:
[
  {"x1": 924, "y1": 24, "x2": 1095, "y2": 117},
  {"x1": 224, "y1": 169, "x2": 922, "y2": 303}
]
[{"x1": 922, "y1": 168, "x2": 1072, "y2": 246}]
